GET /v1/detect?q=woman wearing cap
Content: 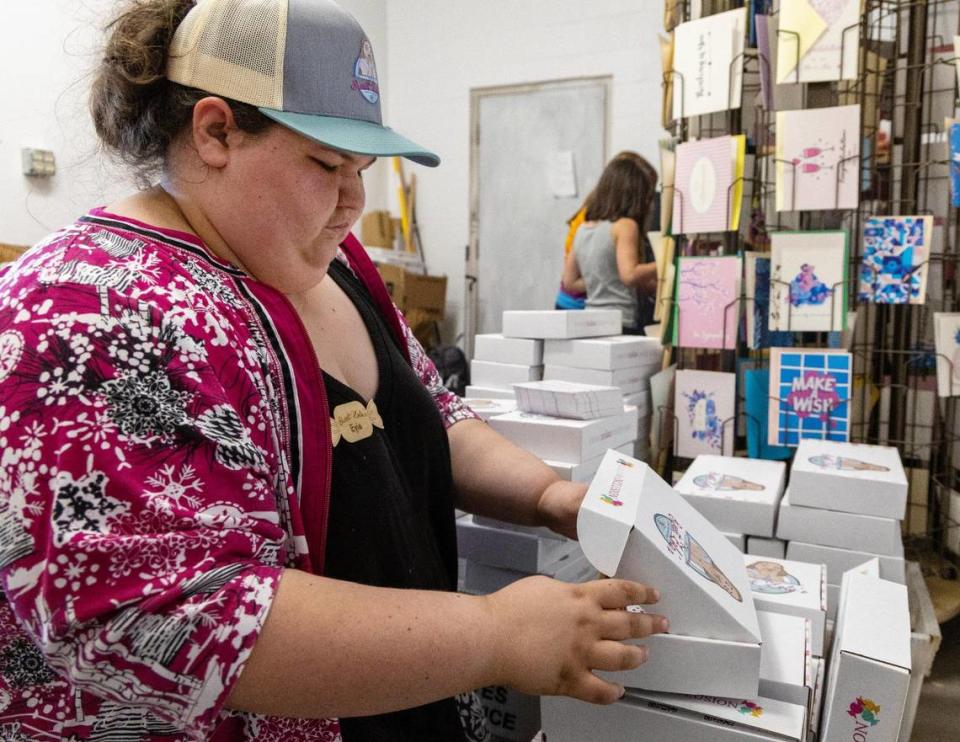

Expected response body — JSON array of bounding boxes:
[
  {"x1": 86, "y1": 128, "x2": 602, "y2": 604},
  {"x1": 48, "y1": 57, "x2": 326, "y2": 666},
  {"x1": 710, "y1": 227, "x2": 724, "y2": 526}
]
[
  {"x1": 0, "y1": 1, "x2": 665, "y2": 740},
  {"x1": 561, "y1": 153, "x2": 660, "y2": 334}
]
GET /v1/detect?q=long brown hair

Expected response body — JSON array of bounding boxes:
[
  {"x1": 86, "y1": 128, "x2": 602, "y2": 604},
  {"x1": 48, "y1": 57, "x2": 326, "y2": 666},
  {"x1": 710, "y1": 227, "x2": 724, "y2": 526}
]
[
  {"x1": 583, "y1": 151, "x2": 658, "y2": 229},
  {"x1": 90, "y1": 0, "x2": 273, "y2": 185}
]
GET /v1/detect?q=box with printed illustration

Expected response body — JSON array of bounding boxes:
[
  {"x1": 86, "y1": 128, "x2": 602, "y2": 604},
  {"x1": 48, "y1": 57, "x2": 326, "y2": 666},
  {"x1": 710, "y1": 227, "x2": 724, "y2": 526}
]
[
  {"x1": 578, "y1": 450, "x2": 762, "y2": 697},
  {"x1": 674, "y1": 455, "x2": 787, "y2": 537}
]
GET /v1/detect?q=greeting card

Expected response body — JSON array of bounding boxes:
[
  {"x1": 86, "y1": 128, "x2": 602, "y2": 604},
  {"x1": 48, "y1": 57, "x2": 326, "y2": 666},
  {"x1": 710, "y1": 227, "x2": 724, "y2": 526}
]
[
  {"x1": 768, "y1": 348, "x2": 852, "y2": 447},
  {"x1": 858, "y1": 216, "x2": 932, "y2": 304},
  {"x1": 769, "y1": 231, "x2": 848, "y2": 332},
  {"x1": 675, "y1": 369, "x2": 737, "y2": 458},
  {"x1": 673, "y1": 135, "x2": 746, "y2": 234},
  {"x1": 672, "y1": 8, "x2": 747, "y2": 119},
  {"x1": 933, "y1": 313, "x2": 960, "y2": 397},
  {"x1": 744, "y1": 368, "x2": 792, "y2": 461},
  {"x1": 745, "y1": 252, "x2": 794, "y2": 350},
  {"x1": 777, "y1": 0, "x2": 860, "y2": 83},
  {"x1": 674, "y1": 255, "x2": 741, "y2": 349},
  {"x1": 776, "y1": 105, "x2": 860, "y2": 211},
  {"x1": 951, "y1": 123, "x2": 960, "y2": 207}
]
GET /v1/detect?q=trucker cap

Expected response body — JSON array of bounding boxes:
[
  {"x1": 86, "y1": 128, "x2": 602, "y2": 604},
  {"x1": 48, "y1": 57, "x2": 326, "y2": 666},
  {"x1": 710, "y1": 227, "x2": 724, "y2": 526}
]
[{"x1": 167, "y1": 0, "x2": 439, "y2": 167}]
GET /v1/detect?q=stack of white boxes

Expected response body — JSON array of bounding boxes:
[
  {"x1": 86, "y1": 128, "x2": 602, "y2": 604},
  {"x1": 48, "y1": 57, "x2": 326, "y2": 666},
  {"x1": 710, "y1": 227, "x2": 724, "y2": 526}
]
[
  {"x1": 673, "y1": 455, "x2": 788, "y2": 558},
  {"x1": 543, "y1": 450, "x2": 813, "y2": 742},
  {"x1": 778, "y1": 440, "x2": 908, "y2": 622},
  {"x1": 542, "y1": 332, "x2": 663, "y2": 462},
  {"x1": 467, "y1": 332, "x2": 544, "y2": 399}
]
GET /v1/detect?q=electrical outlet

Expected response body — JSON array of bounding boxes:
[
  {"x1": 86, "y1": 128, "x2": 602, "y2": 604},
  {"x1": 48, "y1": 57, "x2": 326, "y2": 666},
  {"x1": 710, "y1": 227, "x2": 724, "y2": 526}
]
[{"x1": 21, "y1": 148, "x2": 56, "y2": 177}]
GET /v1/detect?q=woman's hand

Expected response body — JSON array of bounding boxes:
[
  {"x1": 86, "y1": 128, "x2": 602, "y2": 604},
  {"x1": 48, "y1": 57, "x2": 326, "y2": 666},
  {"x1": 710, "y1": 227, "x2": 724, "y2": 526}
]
[
  {"x1": 485, "y1": 577, "x2": 666, "y2": 704},
  {"x1": 536, "y1": 479, "x2": 587, "y2": 540}
]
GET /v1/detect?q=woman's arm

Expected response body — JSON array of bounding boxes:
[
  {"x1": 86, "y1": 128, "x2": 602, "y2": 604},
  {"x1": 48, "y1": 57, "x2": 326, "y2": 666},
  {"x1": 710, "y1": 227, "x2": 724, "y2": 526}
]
[
  {"x1": 562, "y1": 249, "x2": 586, "y2": 294},
  {"x1": 228, "y1": 569, "x2": 666, "y2": 718},
  {"x1": 447, "y1": 418, "x2": 584, "y2": 539},
  {"x1": 613, "y1": 218, "x2": 658, "y2": 293}
]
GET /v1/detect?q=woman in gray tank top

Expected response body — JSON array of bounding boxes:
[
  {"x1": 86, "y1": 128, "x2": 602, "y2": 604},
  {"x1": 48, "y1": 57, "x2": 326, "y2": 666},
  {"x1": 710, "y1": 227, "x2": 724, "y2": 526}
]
[{"x1": 561, "y1": 153, "x2": 658, "y2": 333}]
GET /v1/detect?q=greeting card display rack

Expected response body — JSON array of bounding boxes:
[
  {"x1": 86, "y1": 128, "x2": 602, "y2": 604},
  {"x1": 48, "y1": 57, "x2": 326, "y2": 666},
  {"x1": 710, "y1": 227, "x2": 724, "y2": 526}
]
[{"x1": 656, "y1": 0, "x2": 960, "y2": 577}]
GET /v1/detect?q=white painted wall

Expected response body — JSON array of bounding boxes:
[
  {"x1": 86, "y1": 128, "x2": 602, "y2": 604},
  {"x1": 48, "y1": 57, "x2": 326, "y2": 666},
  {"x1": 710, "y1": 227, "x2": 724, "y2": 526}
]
[
  {"x1": 384, "y1": 0, "x2": 666, "y2": 341},
  {"x1": 0, "y1": 0, "x2": 389, "y2": 247},
  {"x1": 1, "y1": 0, "x2": 666, "y2": 345}
]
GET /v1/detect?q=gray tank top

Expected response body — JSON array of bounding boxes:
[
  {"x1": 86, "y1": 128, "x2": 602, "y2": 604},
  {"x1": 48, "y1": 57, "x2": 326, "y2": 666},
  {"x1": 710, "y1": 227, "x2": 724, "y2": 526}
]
[{"x1": 573, "y1": 221, "x2": 636, "y2": 328}]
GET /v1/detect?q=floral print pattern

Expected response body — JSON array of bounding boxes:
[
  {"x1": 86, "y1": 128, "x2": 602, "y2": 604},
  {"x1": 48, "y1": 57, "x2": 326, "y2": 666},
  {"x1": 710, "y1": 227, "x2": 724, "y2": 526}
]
[{"x1": 0, "y1": 212, "x2": 478, "y2": 741}]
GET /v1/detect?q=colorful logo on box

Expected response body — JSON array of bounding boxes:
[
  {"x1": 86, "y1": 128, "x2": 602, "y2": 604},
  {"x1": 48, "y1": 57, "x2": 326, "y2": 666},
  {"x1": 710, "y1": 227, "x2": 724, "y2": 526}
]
[
  {"x1": 600, "y1": 494, "x2": 623, "y2": 507},
  {"x1": 599, "y1": 459, "x2": 632, "y2": 506},
  {"x1": 738, "y1": 700, "x2": 764, "y2": 717},
  {"x1": 848, "y1": 697, "x2": 880, "y2": 727}
]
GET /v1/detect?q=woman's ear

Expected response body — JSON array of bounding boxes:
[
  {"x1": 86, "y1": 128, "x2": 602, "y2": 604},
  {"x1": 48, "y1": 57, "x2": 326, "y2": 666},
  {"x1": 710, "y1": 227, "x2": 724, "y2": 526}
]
[{"x1": 190, "y1": 97, "x2": 239, "y2": 169}]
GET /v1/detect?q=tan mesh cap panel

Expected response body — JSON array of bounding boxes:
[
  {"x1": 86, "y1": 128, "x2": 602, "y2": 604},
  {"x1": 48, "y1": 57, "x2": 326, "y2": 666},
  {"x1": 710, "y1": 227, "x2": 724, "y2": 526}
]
[{"x1": 167, "y1": 0, "x2": 286, "y2": 109}]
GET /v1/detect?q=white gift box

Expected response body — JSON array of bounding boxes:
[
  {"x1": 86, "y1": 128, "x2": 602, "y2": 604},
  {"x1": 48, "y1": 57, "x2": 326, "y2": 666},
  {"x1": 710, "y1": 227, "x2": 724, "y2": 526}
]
[
  {"x1": 461, "y1": 397, "x2": 516, "y2": 421},
  {"x1": 543, "y1": 689, "x2": 807, "y2": 742},
  {"x1": 757, "y1": 610, "x2": 813, "y2": 708},
  {"x1": 455, "y1": 516, "x2": 579, "y2": 573},
  {"x1": 470, "y1": 360, "x2": 542, "y2": 389},
  {"x1": 513, "y1": 379, "x2": 623, "y2": 420},
  {"x1": 827, "y1": 583, "x2": 840, "y2": 622},
  {"x1": 789, "y1": 440, "x2": 908, "y2": 519},
  {"x1": 724, "y1": 532, "x2": 747, "y2": 551},
  {"x1": 625, "y1": 390, "x2": 653, "y2": 417},
  {"x1": 464, "y1": 384, "x2": 514, "y2": 400},
  {"x1": 810, "y1": 656, "x2": 826, "y2": 736},
  {"x1": 674, "y1": 456, "x2": 787, "y2": 537},
  {"x1": 748, "y1": 537, "x2": 787, "y2": 559},
  {"x1": 820, "y1": 575, "x2": 911, "y2": 742},
  {"x1": 786, "y1": 541, "x2": 905, "y2": 585},
  {"x1": 542, "y1": 335, "x2": 663, "y2": 370},
  {"x1": 488, "y1": 406, "x2": 638, "y2": 463},
  {"x1": 501, "y1": 309, "x2": 622, "y2": 339},
  {"x1": 541, "y1": 442, "x2": 634, "y2": 483},
  {"x1": 473, "y1": 333, "x2": 543, "y2": 366},
  {"x1": 777, "y1": 489, "x2": 903, "y2": 556},
  {"x1": 578, "y1": 451, "x2": 761, "y2": 696},
  {"x1": 744, "y1": 554, "x2": 827, "y2": 657},
  {"x1": 544, "y1": 363, "x2": 659, "y2": 396}
]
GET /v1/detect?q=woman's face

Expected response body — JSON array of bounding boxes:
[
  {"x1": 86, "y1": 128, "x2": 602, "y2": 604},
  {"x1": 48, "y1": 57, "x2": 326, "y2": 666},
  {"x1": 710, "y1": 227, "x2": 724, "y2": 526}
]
[{"x1": 205, "y1": 124, "x2": 375, "y2": 295}]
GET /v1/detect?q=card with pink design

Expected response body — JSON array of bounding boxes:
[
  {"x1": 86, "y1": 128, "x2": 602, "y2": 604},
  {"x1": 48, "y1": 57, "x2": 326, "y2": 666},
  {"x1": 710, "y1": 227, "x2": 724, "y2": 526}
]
[{"x1": 673, "y1": 255, "x2": 741, "y2": 349}]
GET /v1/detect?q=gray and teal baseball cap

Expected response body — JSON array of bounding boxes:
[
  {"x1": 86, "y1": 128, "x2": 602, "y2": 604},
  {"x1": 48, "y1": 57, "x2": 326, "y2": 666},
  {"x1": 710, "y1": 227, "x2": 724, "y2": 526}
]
[{"x1": 167, "y1": 0, "x2": 439, "y2": 166}]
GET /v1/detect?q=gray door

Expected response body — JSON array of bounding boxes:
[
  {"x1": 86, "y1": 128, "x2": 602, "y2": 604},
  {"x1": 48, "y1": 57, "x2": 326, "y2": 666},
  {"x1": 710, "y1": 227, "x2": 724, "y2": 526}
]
[{"x1": 467, "y1": 78, "x2": 609, "y2": 352}]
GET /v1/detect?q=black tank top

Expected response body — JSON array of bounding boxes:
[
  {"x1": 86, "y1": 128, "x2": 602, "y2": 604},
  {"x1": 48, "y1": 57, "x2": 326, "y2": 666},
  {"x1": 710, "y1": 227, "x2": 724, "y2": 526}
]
[{"x1": 322, "y1": 259, "x2": 469, "y2": 742}]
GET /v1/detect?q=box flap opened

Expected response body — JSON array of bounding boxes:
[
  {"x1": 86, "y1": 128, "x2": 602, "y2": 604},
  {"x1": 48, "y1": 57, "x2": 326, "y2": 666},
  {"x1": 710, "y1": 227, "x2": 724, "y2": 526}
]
[{"x1": 578, "y1": 450, "x2": 761, "y2": 644}]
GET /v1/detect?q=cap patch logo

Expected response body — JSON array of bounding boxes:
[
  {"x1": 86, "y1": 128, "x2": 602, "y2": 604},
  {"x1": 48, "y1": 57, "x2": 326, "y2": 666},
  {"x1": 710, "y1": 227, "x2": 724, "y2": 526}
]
[{"x1": 353, "y1": 39, "x2": 380, "y2": 104}]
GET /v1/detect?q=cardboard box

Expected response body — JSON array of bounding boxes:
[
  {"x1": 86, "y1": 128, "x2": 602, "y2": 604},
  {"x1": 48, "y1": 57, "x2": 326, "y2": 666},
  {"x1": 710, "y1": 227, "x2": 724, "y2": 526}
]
[
  {"x1": 777, "y1": 490, "x2": 903, "y2": 556},
  {"x1": 360, "y1": 209, "x2": 396, "y2": 247},
  {"x1": 789, "y1": 440, "x2": 908, "y2": 520},
  {"x1": 810, "y1": 656, "x2": 826, "y2": 736},
  {"x1": 541, "y1": 442, "x2": 634, "y2": 483},
  {"x1": 476, "y1": 685, "x2": 540, "y2": 742},
  {"x1": 501, "y1": 309, "x2": 622, "y2": 339},
  {"x1": 473, "y1": 333, "x2": 543, "y2": 366},
  {"x1": 544, "y1": 363, "x2": 659, "y2": 396},
  {"x1": 455, "y1": 515, "x2": 579, "y2": 573},
  {"x1": 725, "y1": 532, "x2": 747, "y2": 551},
  {"x1": 464, "y1": 385, "x2": 514, "y2": 400},
  {"x1": 744, "y1": 554, "x2": 827, "y2": 657},
  {"x1": 489, "y1": 407, "x2": 638, "y2": 463},
  {"x1": 542, "y1": 335, "x2": 663, "y2": 370},
  {"x1": 899, "y1": 562, "x2": 943, "y2": 742},
  {"x1": 674, "y1": 456, "x2": 787, "y2": 537},
  {"x1": 376, "y1": 262, "x2": 447, "y2": 314},
  {"x1": 820, "y1": 575, "x2": 911, "y2": 742},
  {"x1": 470, "y1": 360, "x2": 542, "y2": 389},
  {"x1": 461, "y1": 397, "x2": 516, "y2": 421},
  {"x1": 786, "y1": 541, "x2": 905, "y2": 585},
  {"x1": 757, "y1": 610, "x2": 813, "y2": 708},
  {"x1": 748, "y1": 537, "x2": 787, "y2": 559},
  {"x1": 513, "y1": 380, "x2": 623, "y2": 420},
  {"x1": 543, "y1": 689, "x2": 807, "y2": 742}
]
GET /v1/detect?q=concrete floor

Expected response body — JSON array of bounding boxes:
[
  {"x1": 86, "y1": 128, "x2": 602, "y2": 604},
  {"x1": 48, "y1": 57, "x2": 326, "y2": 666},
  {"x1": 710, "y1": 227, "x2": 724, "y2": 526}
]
[{"x1": 911, "y1": 616, "x2": 960, "y2": 741}]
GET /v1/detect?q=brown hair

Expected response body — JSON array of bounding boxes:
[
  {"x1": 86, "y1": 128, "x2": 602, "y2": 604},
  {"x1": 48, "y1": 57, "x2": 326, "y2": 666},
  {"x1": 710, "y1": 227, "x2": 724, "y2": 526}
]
[
  {"x1": 90, "y1": 0, "x2": 274, "y2": 185},
  {"x1": 583, "y1": 151, "x2": 658, "y2": 229}
]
